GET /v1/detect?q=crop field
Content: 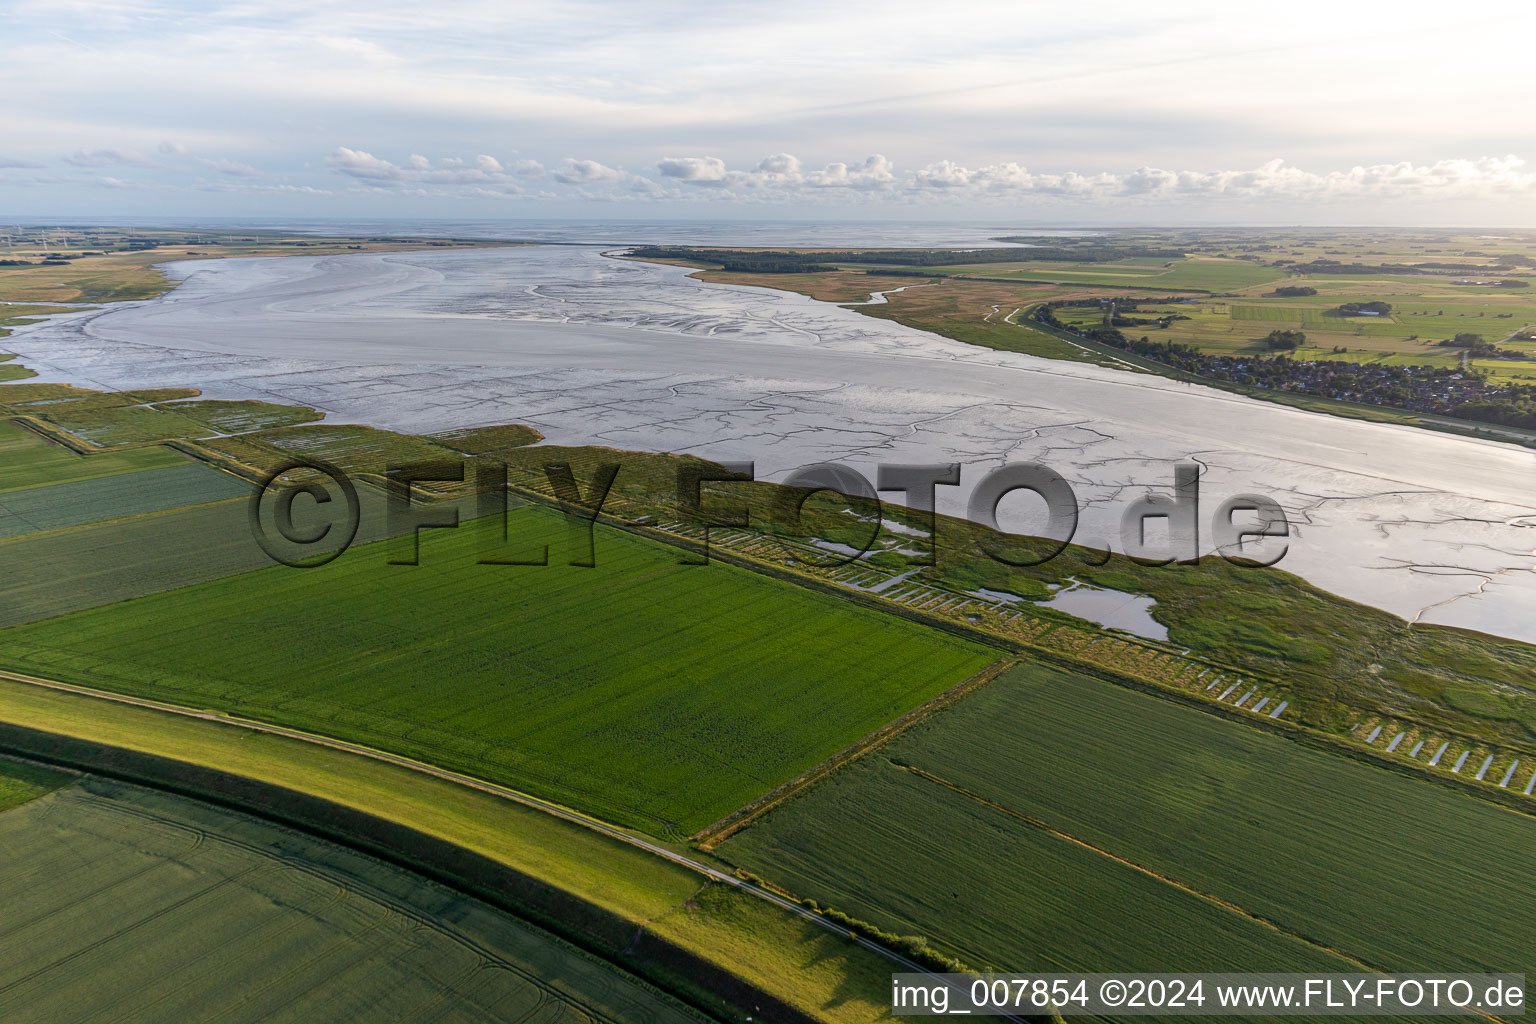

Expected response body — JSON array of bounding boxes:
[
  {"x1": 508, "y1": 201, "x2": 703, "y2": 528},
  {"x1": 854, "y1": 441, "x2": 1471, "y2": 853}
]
[
  {"x1": 0, "y1": 778, "x2": 703, "y2": 1024},
  {"x1": 0, "y1": 483, "x2": 489, "y2": 627},
  {"x1": 900, "y1": 257, "x2": 1289, "y2": 292},
  {"x1": 0, "y1": 505, "x2": 996, "y2": 835},
  {"x1": 0, "y1": 757, "x2": 70, "y2": 812},
  {"x1": 720, "y1": 661, "x2": 1536, "y2": 991},
  {"x1": 0, "y1": 419, "x2": 189, "y2": 492},
  {"x1": 0, "y1": 461, "x2": 249, "y2": 539},
  {"x1": 0, "y1": 680, "x2": 900, "y2": 1024},
  {"x1": 1056, "y1": 295, "x2": 1536, "y2": 382}
]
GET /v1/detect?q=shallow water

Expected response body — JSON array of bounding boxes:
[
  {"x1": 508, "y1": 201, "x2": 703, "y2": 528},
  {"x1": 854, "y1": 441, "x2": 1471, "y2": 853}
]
[
  {"x1": 1039, "y1": 582, "x2": 1169, "y2": 641},
  {"x1": 7, "y1": 244, "x2": 1536, "y2": 641}
]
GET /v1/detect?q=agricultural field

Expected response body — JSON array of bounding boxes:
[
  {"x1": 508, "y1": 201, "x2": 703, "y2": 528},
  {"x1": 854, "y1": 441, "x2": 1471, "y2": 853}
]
[
  {"x1": 0, "y1": 757, "x2": 71, "y2": 812},
  {"x1": 0, "y1": 505, "x2": 997, "y2": 836},
  {"x1": 0, "y1": 461, "x2": 248, "y2": 539},
  {"x1": 720, "y1": 661, "x2": 1536, "y2": 994},
  {"x1": 0, "y1": 778, "x2": 704, "y2": 1024},
  {"x1": 899, "y1": 256, "x2": 1289, "y2": 292},
  {"x1": 1054, "y1": 282, "x2": 1536, "y2": 382},
  {"x1": 0, "y1": 483, "x2": 490, "y2": 627},
  {"x1": 0, "y1": 418, "x2": 189, "y2": 492},
  {"x1": 0, "y1": 677, "x2": 900, "y2": 1024}
]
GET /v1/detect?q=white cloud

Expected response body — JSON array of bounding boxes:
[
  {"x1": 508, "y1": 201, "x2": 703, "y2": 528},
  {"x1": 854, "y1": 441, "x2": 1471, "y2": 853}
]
[
  {"x1": 327, "y1": 146, "x2": 401, "y2": 180},
  {"x1": 901, "y1": 156, "x2": 1536, "y2": 204},
  {"x1": 157, "y1": 140, "x2": 189, "y2": 156},
  {"x1": 65, "y1": 148, "x2": 153, "y2": 167},
  {"x1": 198, "y1": 156, "x2": 262, "y2": 177},
  {"x1": 315, "y1": 147, "x2": 1536, "y2": 209},
  {"x1": 658, "y1": 155, "x2": 727, "y2": 181},
  {"x1": 552, "y1": 158, "x2": 622, "y2": 184}
]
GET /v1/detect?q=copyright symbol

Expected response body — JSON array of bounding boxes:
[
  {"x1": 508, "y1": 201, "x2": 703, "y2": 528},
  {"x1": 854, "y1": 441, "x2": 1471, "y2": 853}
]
[
  {"x1": 1100, "y1": 980, "x2": 1126, "y2": 1007},
  {"x1": 248, "y1": 459, "x2": 360, "y2": 567}
]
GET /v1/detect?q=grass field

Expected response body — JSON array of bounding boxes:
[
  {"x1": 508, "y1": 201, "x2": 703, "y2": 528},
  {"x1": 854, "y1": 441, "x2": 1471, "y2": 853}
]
[
  {"x1": 0, "y1": 485, "x2": 494, "y2": 628},
  {"x1": 0, "y1": 679, "x2": 897, "y2": 1023},
  {"x1": 0, "y1": 461, "x2": 249, "y2": 539},
  {"x1": 0, "y1": 757, "x2": 70, "y2": 812},
  {"x1": 0, "y1": 505, "x2": 996, "y2": 835},
  {"x1": 721, "y1": 661, "x2": 1536, "y2": 991},
  {"x1": 0, "y1": 778, "x2": 705, "y2": 1024},
  {"x1": 0, "y1": 419, "x2": 189, "y2": 492},
  {"x1": 904, "y1": 257, "x2": 1288, "y2": 292}
]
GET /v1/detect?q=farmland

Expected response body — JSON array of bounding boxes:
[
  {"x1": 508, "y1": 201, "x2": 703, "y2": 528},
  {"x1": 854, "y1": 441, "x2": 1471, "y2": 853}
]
[
  {"x1": 646, "y1": 229, "x2": 1536, "y2": 430},
  {"x1": 0, "y1": 677, "x2": 898, "y2": 1023},
  {"x1": 0, "y1": 504, "x2": 997, "y2": 835},
  {"x1": 0, "y1": 757, "x2": 70, "y2": 812},
  {"x1": 0, "y1": 777, "x2": 705, "y2": 1024},
  {"x1": 0, "y1": 419, "x2": 188, "y2": 492},
  {"x1": 720, "y1": 661, "x2": 1536, "y2": 991},
  {"x1": 0, "y1": 461, "x2": 249, "y2": 539}
]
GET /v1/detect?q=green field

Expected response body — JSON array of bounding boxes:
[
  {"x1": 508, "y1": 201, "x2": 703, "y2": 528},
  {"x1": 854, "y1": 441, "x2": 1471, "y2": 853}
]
[
  {"x1": 0, "y1": 679, "x2": 900, "y2": 1023},
  {"x1": 0, "y1": 461, "x2": 249, "y2": 539},
  {"x1": 906, "y1": 257, "x2": 1288, "y2": 292},
  {"x1": 0, "y1": 778, "x2": 704, "y2": 1023},
  {"x1": 0, "y1": 505, "x2": 995, "y2": 835},
  {"x1": 0, "y1": 485, "x2": 497, "y2": 627},
  {"x1": 0, "y1": 757, "x2": 70, "y2": 812},
  {"x1": 721, "y1": 661, "x2": 1536, "y2": 989},
  {"x1": 0, "y1": 419, "x2": 188, "y2": 492}
]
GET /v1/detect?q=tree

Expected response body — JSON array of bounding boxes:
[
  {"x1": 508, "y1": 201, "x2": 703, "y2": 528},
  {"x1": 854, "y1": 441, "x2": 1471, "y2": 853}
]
[{"x1": 1264, "y1": 329, "x2": 1305, "y2": 350}]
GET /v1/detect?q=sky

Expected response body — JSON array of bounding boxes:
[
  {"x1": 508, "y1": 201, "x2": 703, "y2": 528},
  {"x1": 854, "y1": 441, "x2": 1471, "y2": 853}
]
[{"x1": 3, "y1": 0, "x2": 1535, "y2": 224}]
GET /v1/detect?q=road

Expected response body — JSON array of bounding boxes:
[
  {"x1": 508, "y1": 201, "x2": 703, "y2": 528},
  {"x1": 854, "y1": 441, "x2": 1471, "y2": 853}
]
[{"x1": 0, "y1": 667, "x2": 1019, "y2": 1021}]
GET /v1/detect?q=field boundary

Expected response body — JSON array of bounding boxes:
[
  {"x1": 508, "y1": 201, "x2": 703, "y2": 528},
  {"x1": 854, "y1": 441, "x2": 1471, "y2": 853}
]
[{"x1": 693, "y1": 657, "x2": 1017, "y2": 848}]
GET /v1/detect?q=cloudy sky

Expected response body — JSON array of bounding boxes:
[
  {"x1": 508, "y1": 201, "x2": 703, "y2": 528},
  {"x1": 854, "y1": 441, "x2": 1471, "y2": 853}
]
[{"x1": 3, "y1": 0, "x2": 1534, "y2": 223}]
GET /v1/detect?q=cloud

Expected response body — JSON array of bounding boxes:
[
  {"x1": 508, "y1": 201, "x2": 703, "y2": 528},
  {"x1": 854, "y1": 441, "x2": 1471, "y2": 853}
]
[
  {"x1": 195, "y1": 181, "x2": 332, "y2": 195},
  {"x1": 902, "y1": 155, "x2": 1536, "y2": 203},
  {"x1": 327, "y1": 146, "x2": 402, "y2": 180},
  {"x1": 657, "y1": 155, "x2": 727, "y2": 181},
  {"x1": 0, "y1": 157, "x2": 44, "y2": 169},
  {"x1": 158, "y1": 140, "x2": 190, "y2": 157},
  {"x1": 308, "y1": 147, "x2": 1536, "y2": 210},
  {"x1": 805, "y1": 154, "x2": 896, "y2": 188},
  {"x1": 97, "y1": 176, "x2": 143, "y2": 189},
  {"x1": 325, "y1": 147, "x2": 564, "y2": 194},
  {"x1": 65, "y1": 148, "x2": 154, "y2": 167},
  {"x1": 552, "y1": 158, "x2": 622, "y2": 184},
  {"x1": 198, "y1": 156, "x2": 262, "y2": 177}
]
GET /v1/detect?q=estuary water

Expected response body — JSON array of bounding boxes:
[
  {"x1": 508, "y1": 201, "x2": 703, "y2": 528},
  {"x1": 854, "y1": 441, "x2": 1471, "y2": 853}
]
[{"x1": 7, "y1": 244, "x2": 1536, "y2": 641}]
